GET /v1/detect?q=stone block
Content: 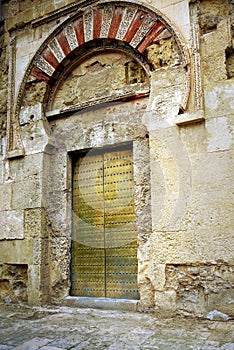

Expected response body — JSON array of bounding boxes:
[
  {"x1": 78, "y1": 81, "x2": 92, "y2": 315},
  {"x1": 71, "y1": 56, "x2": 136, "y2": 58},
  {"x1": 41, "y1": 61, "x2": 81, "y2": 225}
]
[
  {"x1": 15, "y1": 56, "x2": 29, "y2": 95},
  {"x1": 21, "y1": 120, "x2": 49, "y2": 155},
  {"x1": 0, "y1": 239, "x2": 33, "y2": 264},
  {"x1": 204, "y1": 80, "x2": 234, "y2": 117},
  {"x1": 183, "y1": 193, "x2": 233, "y2": 247},
  {"x1": 150, "y1": 230, "x2": 201, "y2": 264},
  {"x1": 175, "y1": 110, "x2": 205, "y2": 126},
  {"x1": 138, "y1": 277, "x2": 155, "y2": 309},
  {"x1": 0, "y1": 210, "x2": 24, "y2": 240},
  {"x1": 190, "y1": 150, "x2": 233, "y2": 193},
  {"x1": 9, "y1": 153, "x2": 44, "y2": 182},
  {"x1": 199, "y1": 0, "x2": 229, "y2": 34},
  {"x1": 201, "y1": 19, "x2": 232, "y2": 57},
  {"x1": 195, "y1": 229, "x2": 233, "y2": 263},
  {"x1": 177, "y1": 121, "x2": 207, "y2": 155},
  {"x1": 152, "y1": 264, "x2": 166, "y2": 291},
  {"x1": 49, "y1": 152, "x2": 68, "y2": 193},
  {"x1": 202, "y1": 51, "x2": 227, "y2": 85},
  {"x1": 65, "y1": 296, "x2": 138, "y2": 311},
  {"x1": 206, "y1": 117, "x2": 233, "y2": 152},
  {"x1": 162, "y1": 0, "x2": 190, "y2": 40},
  {"x1": 150, "y1": 127, "x2": 192, "y2": 231},
  {"x1": 154, "y1": 290, "x2": 177, "y2": 317},
  {"x1": 0, "y1": 183, "x2": 11, "y2": 211},
  {"x1": 150, "y1": 66, "x2": 184, "y2": 91},
  {"x1": 146, "y1": 0, "x2": 190, "y2": 40},
  {"x1": 12, "y1": 179, "x2": 42, "y2": 210},
  {"x1": 208, "y1": 290, "x2": 234, "y2": 317},
  {"x1": 32, "y1": 238, "x2": 49, "y2": 265},
  {"x1": 24, "y1": 208, "x2": 47, "y2": 238},
  {"x1": 19, "y1": 103, "x2": 43, "y2": 125},
  {"x1": 27, "y1": 264, "x2": 49, "y2": 304}
]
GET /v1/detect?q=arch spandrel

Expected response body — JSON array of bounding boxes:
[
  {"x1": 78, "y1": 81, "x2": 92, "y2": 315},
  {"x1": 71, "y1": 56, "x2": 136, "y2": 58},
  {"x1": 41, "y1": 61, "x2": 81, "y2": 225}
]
[{"x1": 7, "y1": 1, "x2": 191, "y2": 157}]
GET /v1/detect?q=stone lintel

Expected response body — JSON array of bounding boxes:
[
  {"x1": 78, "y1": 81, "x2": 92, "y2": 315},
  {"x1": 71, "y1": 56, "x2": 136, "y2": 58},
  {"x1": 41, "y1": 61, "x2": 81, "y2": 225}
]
[{"x1": 46, "y1": 89, "x2": 150, "y2": 119}]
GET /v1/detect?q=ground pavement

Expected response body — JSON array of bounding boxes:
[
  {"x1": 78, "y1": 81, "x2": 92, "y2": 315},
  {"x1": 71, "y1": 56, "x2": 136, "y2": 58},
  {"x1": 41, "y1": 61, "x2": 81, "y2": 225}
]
[{"x1": 0, "y1": 303, "x2": 233, "y2": 350}]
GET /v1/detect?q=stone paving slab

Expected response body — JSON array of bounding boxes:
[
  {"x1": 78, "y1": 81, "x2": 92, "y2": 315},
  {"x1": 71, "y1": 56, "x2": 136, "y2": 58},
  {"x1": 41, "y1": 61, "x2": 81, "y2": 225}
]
[
  {"x1": 0, "y1": 304, "x2": 233, "y2": 349},
  {"x1": 14, "y1": 338, "x2": 52, "y2": 350}
]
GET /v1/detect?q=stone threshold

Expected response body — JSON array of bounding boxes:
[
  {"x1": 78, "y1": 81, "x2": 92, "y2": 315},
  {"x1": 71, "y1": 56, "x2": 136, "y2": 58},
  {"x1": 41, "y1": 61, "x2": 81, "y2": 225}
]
[{"x1": 64, "y1": 296, "x2": 139, "y2": 312}]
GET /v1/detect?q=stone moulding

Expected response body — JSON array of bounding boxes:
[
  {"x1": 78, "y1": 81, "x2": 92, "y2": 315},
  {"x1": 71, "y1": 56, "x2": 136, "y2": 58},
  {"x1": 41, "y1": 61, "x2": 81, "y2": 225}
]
[
  {"x1": 7, "y1": 36, "x2": 25, "y2": 159},
  {"x1": 7, "y1": 0, "x2": 192, "y2": 159},
  {"x1": 46, "y1": 89, "x2": 150, "y2": 119}
]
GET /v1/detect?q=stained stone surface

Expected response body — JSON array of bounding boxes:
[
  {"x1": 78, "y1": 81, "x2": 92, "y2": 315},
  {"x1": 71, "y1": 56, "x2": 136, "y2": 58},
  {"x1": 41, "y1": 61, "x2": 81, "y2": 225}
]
[{"x1": 0, "y1": 303, "x2": 234, "y2": 350}]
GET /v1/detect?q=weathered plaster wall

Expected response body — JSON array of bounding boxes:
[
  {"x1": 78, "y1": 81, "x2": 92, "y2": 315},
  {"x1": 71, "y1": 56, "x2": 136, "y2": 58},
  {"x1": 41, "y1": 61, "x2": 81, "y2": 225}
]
[{"x1": 0, "y1": 0, "x2": 233, "y2": 319}]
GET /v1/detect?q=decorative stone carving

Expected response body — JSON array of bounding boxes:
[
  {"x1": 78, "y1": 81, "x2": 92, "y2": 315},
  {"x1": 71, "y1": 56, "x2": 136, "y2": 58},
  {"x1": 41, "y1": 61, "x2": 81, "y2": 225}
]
[
  {"x1": 130, "y1": 15, "x2": 157, "y2": 48},
  {"x1": 116, "y1": 7, "x2": 137, "y2": 40},
  {"x1": 83, "y1": 9, "x2": 94, "y2": 42},
  {"x1": 64, "y1": 24, "x2": 79, "y2": 50},
  {"x1": 35, "y1": 56, "x2": 55, "y2": 77},
  {"x1": 191, "y1": 23, "x2": 203, "y2": 111},
  {"x1": 48, "y1": 38, "x2": 65, "y2": 63},
  {"x1": 6, "y1": 36, "x2": 25, "y2": 158},
  {"x1": 100, "y1": 6, "x2": 113, "y2": 38}
]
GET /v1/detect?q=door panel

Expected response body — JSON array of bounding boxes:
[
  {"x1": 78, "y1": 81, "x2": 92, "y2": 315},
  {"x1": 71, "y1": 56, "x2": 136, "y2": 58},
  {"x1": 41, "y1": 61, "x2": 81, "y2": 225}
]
[
  {"x1": 71, "y1": 153, "x2": 105, "y2": 297},
  {"x1": 71, "y1": 145, "x2": 139, "y2": 299}
]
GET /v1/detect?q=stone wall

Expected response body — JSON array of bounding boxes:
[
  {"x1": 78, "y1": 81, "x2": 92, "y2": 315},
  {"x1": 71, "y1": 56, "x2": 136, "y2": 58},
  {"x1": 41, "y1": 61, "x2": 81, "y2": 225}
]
[
  {"x1": 0, "y1": 0, "x2": 233, "y2": 318},
  {"x1": 164, "y1": 264, "x2": 234, "y2": 317}
]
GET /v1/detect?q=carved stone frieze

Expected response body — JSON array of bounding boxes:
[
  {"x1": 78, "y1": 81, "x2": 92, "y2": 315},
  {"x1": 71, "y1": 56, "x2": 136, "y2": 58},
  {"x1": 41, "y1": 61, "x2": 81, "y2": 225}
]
[
  {"x1": 35, "y1": 56, "x2": 55, "y2": 77},
  {"x1": 83, "y1": 9, "x2": 94, "y2": 42},
  {"x1": 100, "y1": 6, "x2": 113, "y2": 38},
  {"x1": 116, "y1": 7, "x2": 137, "y2": 40},
  {"x1": 130, "y1": 15, "x2": 157, "y2": 48},
  {"x1": 64, "y1": 24, "x2": 79, "y2": 50},
  {"x1": 6, "y1": 36, "x2": 25, "y2": 157},
  {"x1": 48, "y1": 38, "x2": 66, "y2": 63},
  {"x1": 191, "y1": 23, "x2": 203, "y2": 111}
]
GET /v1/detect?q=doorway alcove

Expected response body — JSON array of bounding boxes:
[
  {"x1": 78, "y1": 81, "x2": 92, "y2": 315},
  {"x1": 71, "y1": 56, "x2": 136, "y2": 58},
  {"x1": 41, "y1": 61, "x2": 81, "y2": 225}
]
[{"x1": 13, "y1": 0, "x2": 191, "y2": 307}]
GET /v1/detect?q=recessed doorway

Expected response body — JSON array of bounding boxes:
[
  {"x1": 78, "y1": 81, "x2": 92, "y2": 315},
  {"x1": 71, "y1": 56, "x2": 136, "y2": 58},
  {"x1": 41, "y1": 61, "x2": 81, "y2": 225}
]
[{"x1": 70, "y1": 143, "x2": 139, "y2": 300}]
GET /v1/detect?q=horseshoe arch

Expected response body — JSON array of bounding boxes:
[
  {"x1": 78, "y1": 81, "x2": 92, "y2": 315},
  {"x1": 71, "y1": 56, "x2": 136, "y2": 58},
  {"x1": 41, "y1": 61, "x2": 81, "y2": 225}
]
[{"x1": 7, "y1": 0, "x2": 191, "y2": 157}]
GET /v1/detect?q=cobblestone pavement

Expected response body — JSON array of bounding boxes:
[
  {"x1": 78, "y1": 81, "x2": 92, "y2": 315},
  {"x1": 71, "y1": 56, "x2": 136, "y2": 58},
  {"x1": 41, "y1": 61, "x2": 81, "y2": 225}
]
[{"x1": 0, "y1": 304, "x2": 233, "y2": 350}]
